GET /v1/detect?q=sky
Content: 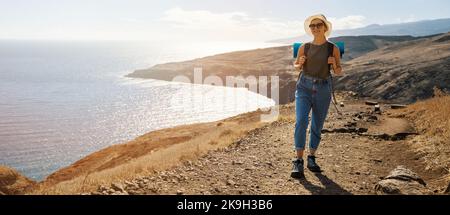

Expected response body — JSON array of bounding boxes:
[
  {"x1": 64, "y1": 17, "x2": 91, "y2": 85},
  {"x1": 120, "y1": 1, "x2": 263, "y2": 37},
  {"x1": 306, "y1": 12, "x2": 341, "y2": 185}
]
[{"x1": 0, "y1": 0, "x2": 449, "y2": 41}]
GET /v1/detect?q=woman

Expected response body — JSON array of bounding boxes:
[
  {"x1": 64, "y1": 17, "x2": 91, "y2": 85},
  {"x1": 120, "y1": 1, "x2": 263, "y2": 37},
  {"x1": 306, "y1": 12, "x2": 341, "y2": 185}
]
[{"x1": 291, "y1": 14, "x2": 343, "y2": 178}]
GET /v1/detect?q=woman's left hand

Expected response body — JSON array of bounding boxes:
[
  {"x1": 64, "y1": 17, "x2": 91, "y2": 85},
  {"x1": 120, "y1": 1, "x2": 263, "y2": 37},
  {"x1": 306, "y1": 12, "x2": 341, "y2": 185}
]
[{"x1": 327, "y1": 57, "x2": 336, "y2": 66}]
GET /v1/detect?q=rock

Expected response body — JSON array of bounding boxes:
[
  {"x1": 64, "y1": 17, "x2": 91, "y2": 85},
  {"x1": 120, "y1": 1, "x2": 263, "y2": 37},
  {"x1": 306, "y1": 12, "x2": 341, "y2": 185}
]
[
  {"x1": 124, "y1": 181, "x2": 138, "y2": 189},
  {"x1": 391, "y1": 104, "x2": 407, "y2": 109},
  {"x1": 107, "y1": 188, "x2": 116, "y2": 194},
  {"x1": 98, "y1": 185, "x2": 108, "y2": 192},
  {"x1": 111, "y1": 183, "x2": 125, "y2": 192},
  {"x1": 183, "y1": 160, "x2": 193, "y2": 166},
  {"x1": 372, "y1": 159, "x2": 383, "y2": 163},
  {"x1": 138, "y1": 182, "x2": 146, "y2": 188},
  {"x1": 353, "y1": 113, "x2": 363, "y2": 119},
  {"x1": 128, "y1": 190, "x2": 144, "y2": 195},
  {"x1": 244, "y1": 167, "x2": 255, "y2": 171},
  {"x1": 367, "y1": 115, "x2": 378, "y2": 121},
  {"x1": 357, "y1": 127, "x2": 368, "y2": 133},
  {"x1": 321, "y1": 128, "x2": 332, "y2": 133},
  {"x1": 385, "y1": 166, "x2": 426, "y2": 186},
  {"x1": 340, "y1": 102, "x2": 345, "y2": 107},
  {"x1": 232, "y1": 161, "x2": 244, "y2": 165},
  {"x1": 375, "y1": 179, "x2": 429, "y2": 195},
  {"x1": 226, "y1": 179, "x2": 236, "y2": 186},
  {"x1": 124, "y1": 180, "x2": 135, "y2": 186},
  {"x1": 374, "y1": 105, "x2": 381, "y2": 113},
  {"x1": 214, "y1": 187, "x2": 221, "y2": 193},
  {"x1": 375, "y1": 166, "x2": 430, "y2": 195},
  {"x1": 176, "y1": 189, "x2": 184, "y2": 195},
  {"x1": 147, "y1": 185, "x2": 159, "y2": 193},
  {"x1": 375, "y1": 133, "x2": 391, "y2": 140},
  {"x1": 345, "y1": 122, "x2": 357, "y2": 127},
  {"x1": 444, "y1": 182, "x2": 450, "y2": 194},
  {"x1": 391, "y1": 132, "x2": 418, "y2": 140},
  {"x1": 365, "y1": 101, "x2": 378, "y2": 105}
]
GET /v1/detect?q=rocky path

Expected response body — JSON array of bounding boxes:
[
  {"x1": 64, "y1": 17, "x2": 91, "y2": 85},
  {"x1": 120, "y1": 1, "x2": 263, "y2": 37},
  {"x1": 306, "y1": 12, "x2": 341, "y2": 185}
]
[{"x1": 93, "y1": 99, "x2": 444, "y2": 195}]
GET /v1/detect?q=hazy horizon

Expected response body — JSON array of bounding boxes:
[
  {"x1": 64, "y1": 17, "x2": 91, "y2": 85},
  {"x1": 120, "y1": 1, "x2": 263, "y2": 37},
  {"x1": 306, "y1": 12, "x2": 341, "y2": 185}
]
[{"x1": 1, "y1": 0, "x2": 449, "y2": 42}]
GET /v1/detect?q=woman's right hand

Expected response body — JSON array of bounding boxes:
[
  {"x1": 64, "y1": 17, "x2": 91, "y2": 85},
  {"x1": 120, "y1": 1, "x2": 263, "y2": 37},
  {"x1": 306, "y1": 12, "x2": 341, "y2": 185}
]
[
  {"x1": 298, "y1": 56, "x2": 306, "y2": 65},
  {"x1": 294, "y1": 56, "x2": 306, "y2": 69}
]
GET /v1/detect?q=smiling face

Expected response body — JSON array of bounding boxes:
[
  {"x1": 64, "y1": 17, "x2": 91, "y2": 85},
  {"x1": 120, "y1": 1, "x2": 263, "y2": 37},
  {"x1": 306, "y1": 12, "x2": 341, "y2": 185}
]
[{"x1": 309, "y1": 18, "x2": 328, "y2": 37}]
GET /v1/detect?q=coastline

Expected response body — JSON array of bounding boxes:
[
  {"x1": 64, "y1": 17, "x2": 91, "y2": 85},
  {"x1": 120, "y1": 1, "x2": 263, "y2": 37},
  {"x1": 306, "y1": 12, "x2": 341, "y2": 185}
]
[
  {"x1": 2, "y1": 45, "x2": 288, "y2": 194},
  {"x1": 2, "y1": 32, "x2": 449, "y2": 194},
  {"x1": 126, "y1": 45, "x2": 299, "y2": 105}
]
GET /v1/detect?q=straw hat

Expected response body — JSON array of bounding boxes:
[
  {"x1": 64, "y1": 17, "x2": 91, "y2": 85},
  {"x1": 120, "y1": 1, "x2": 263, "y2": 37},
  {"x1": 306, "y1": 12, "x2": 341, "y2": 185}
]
[{"x1": 304, "y1": 14, "x2": 333, "y2": 37}]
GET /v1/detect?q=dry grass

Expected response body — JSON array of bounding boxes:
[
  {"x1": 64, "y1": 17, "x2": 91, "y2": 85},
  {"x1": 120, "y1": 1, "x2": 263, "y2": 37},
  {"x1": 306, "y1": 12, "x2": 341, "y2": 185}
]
[
  {"x1": 30, "y1": 109, "x2": 272, "y2": 194},
  {"x1": 0, "y1": 166, "x2": 36, "y2": 195},
  {"x1": 392, "y1": 89, "x2": 450, "y2": 175},
  {"x1": 276, "y1": 107, "x2": 296, "y2": 124},
  {"x1": 276, "y1": 115, "x2": 295, "y2": 123}
]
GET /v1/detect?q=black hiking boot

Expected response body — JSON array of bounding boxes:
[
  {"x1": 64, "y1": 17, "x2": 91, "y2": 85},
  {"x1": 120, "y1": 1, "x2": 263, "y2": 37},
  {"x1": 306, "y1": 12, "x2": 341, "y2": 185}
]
[
  {"x1": 307, "y1": 155, "x2": 322, "y2": 173},
  {"x1": 291, "y1": 158, "x2": 305, "y2": 179}
]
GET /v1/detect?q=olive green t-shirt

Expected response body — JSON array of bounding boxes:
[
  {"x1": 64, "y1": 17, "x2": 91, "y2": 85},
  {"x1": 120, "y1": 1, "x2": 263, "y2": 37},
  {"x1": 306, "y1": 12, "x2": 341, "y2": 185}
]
[{"x1": 303, "y1": 42, "x2": 331, "y2": 80}]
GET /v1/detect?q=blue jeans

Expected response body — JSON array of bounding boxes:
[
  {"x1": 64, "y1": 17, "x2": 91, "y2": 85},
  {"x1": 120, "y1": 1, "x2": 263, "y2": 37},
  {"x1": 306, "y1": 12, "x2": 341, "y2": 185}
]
[{"x1": 294, "y1": 74, "x2": 332, "y2": 151}]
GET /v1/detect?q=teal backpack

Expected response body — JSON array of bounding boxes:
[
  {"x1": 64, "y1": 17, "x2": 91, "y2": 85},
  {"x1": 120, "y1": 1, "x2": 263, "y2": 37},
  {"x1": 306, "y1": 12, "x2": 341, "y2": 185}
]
[{"x1": 293, "y1": 41, "x2": 345, "y2": 59}]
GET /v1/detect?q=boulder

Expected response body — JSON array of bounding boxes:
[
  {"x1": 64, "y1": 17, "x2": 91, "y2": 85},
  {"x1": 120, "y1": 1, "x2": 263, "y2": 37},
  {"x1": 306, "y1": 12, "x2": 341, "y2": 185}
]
[{"x1": 375, "y1": 166, "x2": 430, "y2": 195}]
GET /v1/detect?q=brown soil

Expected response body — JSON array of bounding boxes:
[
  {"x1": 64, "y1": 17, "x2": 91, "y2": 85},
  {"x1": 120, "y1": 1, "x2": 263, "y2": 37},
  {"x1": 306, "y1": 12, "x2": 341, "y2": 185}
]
[
  {"x1": 92, "y1": 94, "x2": 448, "y2": 195},
  {"x1": 32, "y1": 108, "x2": 270, "y2": 194}
]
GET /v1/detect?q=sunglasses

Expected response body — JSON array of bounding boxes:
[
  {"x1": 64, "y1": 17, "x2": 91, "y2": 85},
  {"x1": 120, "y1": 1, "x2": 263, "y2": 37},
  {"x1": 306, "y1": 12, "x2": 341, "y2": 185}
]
[{"x1": 309, "y1": 23, "x2": 324, "y2": 29}]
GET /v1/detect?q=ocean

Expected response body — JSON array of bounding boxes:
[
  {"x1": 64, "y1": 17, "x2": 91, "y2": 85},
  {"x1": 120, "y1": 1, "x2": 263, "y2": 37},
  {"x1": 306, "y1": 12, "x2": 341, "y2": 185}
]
[{"x1": 0, "y1": 40, "x2": 279, "y2": 181}]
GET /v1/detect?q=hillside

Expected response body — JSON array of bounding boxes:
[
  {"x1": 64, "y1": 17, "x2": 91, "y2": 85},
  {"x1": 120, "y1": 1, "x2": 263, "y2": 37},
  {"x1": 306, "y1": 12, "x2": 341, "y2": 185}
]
[
  {"x1": 334, "y1": 32, "x2": 450, "y2": 103},
  {"x1": 127, "y1": 34, "x2": 446, "y2": 104},
  {"x1": 0, "y1": 166, "x2": 35, "y2": 195},
  {"x1": 270, "y1": 18, "x2": 450, "y2": 44},
  {"x1": 89, "y1": 93, "x2": 450, "y2": 195}
]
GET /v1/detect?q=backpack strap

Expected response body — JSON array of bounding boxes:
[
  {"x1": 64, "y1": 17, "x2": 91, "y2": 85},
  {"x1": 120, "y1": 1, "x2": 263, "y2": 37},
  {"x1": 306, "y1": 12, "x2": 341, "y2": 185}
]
[
  {"x1": 304, "y1": 42, "x2": 311, "y2": 57},
  {"x1": 327, "y1": 41, "x2": 335, "y2": 56},
  {"x1": 327, "y1": 41, "x2": 335, "y2": 72},
  {"x1": 326, "y1": 41, "x2": 343, "y2": 115},
  {"x1": 296, "y1": 43, "x2": 310, "y2": 82}
]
